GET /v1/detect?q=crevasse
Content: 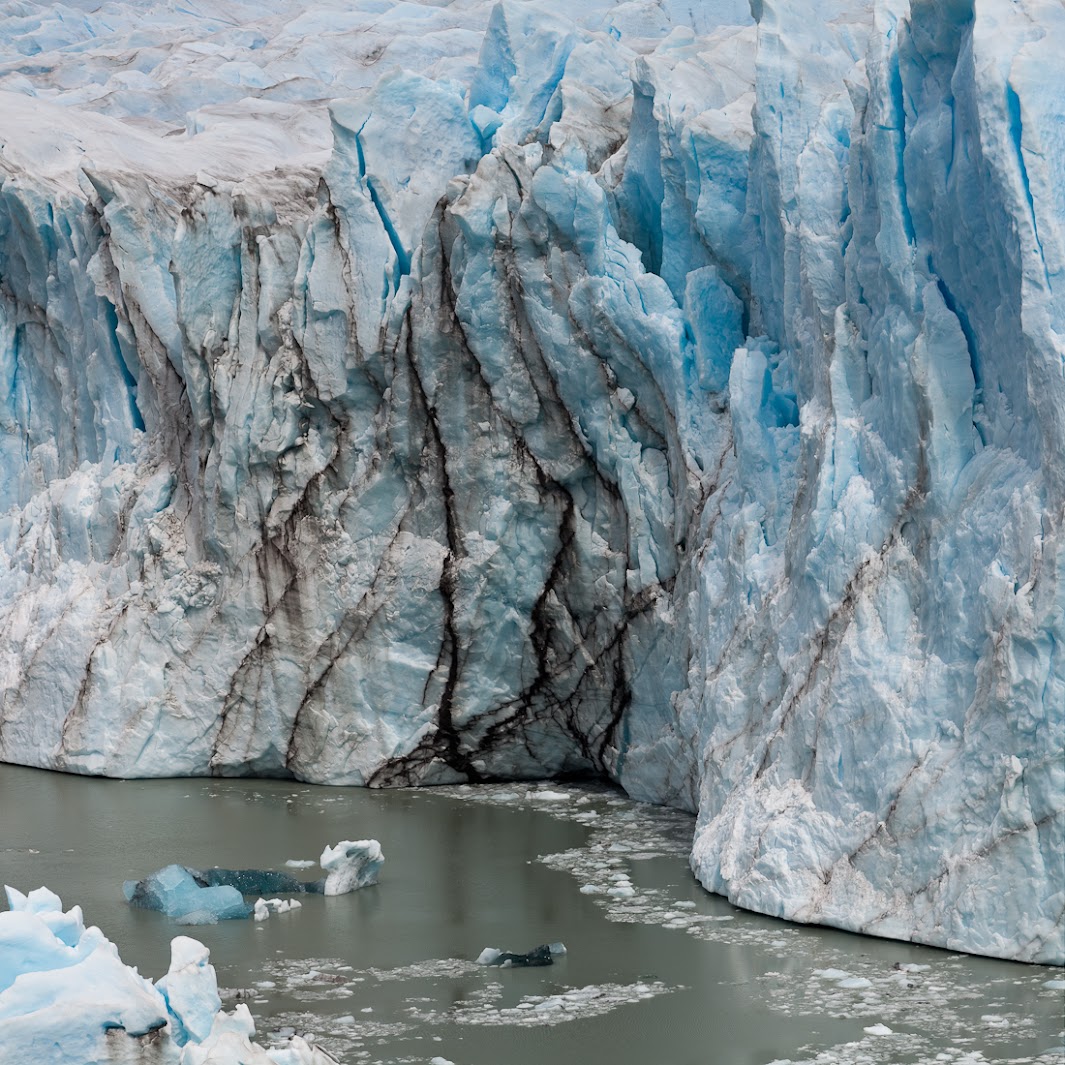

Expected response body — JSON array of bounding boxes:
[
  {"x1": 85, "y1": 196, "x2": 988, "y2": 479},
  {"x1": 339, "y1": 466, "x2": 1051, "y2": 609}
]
[{"x1": 0, "y1": 0, "x2": 1061, "y2": 964}]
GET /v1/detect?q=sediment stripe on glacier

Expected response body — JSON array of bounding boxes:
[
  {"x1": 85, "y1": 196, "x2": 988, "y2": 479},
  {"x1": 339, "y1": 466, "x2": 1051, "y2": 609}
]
[{"x1": 0, "y1": 0, "x2": 1061, "y2": 963}]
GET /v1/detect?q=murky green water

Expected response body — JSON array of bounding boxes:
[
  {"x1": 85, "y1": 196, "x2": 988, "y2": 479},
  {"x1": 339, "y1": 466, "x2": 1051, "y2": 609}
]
[{"x1": 1, "y1": 764, "x2": 1062, "y2": 1064}]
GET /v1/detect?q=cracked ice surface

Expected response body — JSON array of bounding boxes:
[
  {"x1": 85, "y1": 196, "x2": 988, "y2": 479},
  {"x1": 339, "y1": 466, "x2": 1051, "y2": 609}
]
[{"x1": 0, "y1": 0, "x2": 1062, "y2": 963}]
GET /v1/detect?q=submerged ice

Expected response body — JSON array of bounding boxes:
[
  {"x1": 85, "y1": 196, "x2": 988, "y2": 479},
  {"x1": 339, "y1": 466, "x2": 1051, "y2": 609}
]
[{"x1": 0, "y1": 0, "x2": 1061, "y2": 964}]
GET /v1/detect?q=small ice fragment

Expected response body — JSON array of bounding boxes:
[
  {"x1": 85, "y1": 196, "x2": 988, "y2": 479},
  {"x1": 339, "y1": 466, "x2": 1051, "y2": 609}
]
[
  {"x1": 813, "y1": 969, "x2": 852, "y2": 980},
  {"x1": 533, "y1": 790, "x2": 570, "y2": 802},
  {"x1": 430, "y1": 1058, "x2": 456, "y2": 1065},
  {"x1": 476, "y1": 947, "x2": 502, "y2": 965},
  {"x1": 579, "y1": 884, "x2": 599, "y2": 894},
  {"x1": 548, "y1": 942, "x2": 567, "y2": 955},
  {"x1": 1043, "y1": 978, "x2": 1065, "y2": 990},
  {"x1": 838, "y1": 977, "x2": 872, "y2": 989},
  {"x1": 607, "y1": 885, "x2": 636, "y2": 898},
  {"x1": 253, "y1": 898, "x2": 271, "y2": 922},
  {"x1": 864, "y1": 1024, "x2": 893, "y2": 1035},
  {"x1": 285, "y1": 860, "x2": 316, "y2": 869}
]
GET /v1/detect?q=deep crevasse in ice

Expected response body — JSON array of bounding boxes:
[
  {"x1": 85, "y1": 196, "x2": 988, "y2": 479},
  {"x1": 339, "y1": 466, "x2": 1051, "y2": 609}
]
[{"x1": 0, "y1": 0, "x2": 1061, "y2": 964}]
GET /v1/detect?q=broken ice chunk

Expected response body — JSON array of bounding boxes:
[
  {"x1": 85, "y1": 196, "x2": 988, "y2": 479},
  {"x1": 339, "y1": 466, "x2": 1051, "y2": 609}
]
[
  {"x1": 253, "y1": 897, "x2": 303, "y2": 921},
  {"x1": 315, "y1": 840, "x2": 384, "y2": 896},
  {"x1": 475, "y1": 943, "x2": 566, "y2": 967}
]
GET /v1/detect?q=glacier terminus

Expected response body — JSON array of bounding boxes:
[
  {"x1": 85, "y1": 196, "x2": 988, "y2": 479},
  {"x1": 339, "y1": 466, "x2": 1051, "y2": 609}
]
[{"x1": 0, "y1": 0, "x2": 1062, "y2": 966}]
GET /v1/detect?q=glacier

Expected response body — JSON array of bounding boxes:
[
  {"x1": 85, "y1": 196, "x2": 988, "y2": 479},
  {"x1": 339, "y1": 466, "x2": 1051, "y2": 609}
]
[{"x1": 0, "y1": 0, "x2": 1061, "y2": 965}]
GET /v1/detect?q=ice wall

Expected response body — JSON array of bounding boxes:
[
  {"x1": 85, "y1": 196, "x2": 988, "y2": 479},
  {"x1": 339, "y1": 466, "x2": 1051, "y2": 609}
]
[{"x1": 0, "y1": 0, "x2": 1061, "y2": 964}]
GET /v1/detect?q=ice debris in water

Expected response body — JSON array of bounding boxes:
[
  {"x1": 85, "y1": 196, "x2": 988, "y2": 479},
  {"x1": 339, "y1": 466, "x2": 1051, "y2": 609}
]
[
  {"x1": 253, "y1": 897, "x2": 303, "y2": 922},
  {"x1": 0, "y1": 886, "x2": 338, "y2": 1063},
  {"x1": 476, "y1": 942, "x2": 567, "y2": 966},
  {"x1": 125, "y1": 841, "x2": 383, "y2": 922}
]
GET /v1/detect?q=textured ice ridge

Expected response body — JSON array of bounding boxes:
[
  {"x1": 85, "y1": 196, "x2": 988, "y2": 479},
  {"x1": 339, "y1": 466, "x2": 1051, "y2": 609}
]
[{"x1": 0, "y1": 0, "x2": 1061, "y2": 964}]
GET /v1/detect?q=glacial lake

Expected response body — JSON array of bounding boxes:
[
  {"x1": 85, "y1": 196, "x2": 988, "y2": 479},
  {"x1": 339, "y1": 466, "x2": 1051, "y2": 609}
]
[{"x1": 1, "y1": 764, "x2": 1062, "y2": 1065}]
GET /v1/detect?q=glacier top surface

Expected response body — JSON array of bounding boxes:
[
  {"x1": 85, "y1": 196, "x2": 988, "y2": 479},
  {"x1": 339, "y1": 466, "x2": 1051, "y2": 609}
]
[{"x1": 0, "y1": 0, "x2": 754, "y2": 184}]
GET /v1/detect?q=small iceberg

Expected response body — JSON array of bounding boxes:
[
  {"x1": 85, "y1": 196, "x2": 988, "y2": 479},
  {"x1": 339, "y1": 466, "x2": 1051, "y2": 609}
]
[
  {"x1": 476, "y1": 942, "x2": 567, "y2": 967},
  {"x1": 124, "y1": 840, "x2": 384, "y2": 924},
  {"x1": 319, "y1": 840, "x2": 384, "y2": 896}
]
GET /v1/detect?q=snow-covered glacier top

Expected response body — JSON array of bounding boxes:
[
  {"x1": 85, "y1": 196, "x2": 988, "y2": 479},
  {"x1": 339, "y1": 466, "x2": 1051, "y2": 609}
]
[{"x1": 0, "y1": 0, "x2": 1061, "y2": 965}]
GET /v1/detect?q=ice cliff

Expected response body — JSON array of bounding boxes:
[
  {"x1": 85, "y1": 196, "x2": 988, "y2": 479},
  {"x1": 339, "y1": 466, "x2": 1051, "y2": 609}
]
[{"x1": 0, "y1": 0, "x2": 1061, "y2": 964}]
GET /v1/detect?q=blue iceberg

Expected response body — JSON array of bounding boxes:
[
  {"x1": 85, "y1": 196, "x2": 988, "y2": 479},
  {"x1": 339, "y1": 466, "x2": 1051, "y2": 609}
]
[{"x1": 123, "y1": 866, "x2": 252, "y2": 925}]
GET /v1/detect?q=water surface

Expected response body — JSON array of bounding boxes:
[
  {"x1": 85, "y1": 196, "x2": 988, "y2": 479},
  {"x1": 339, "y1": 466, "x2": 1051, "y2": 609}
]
[{"x1": 1, "y1": 765, "x2": 1061, "y2": 1064}]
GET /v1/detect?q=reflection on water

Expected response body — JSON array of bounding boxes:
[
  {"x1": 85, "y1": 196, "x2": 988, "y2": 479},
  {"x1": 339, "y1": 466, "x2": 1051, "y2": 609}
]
[{"x1": 0, "y1": 765, "x2": 1061, "y2": 1065}]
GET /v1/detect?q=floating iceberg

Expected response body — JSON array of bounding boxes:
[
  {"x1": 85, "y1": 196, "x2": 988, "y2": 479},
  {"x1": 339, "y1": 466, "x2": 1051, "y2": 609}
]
[
  {"x1": 124, "y1": 865, "x2": 252, "y2": 925},
  {"x1": 0, "y1": 886, "x2": 338, "y2": 1064},
  {"x1": 0, "y1": 0, "x2": 1060, "y2": 964},
  {"x1": 125, "y1": 841, "x2": 383, "y2": 922},
  {"x1": 476, "y1": 942, "x2": 567, "y2": 967},
  {"x1": 319, "y1": 840, "x2": 385, "y2": 896}
]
